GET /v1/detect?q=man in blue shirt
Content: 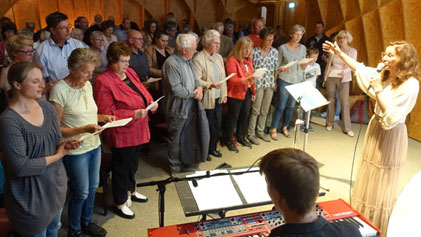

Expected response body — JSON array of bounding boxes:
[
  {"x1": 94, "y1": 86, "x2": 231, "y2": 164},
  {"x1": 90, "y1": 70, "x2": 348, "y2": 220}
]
[{"x1": 34, "y1": 12, "x2": 85, "y2": 84}]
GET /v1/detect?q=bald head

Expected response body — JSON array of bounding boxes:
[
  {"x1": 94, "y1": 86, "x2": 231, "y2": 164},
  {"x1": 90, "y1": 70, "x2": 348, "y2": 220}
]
[{"x1": 128, "y1": 30, "x2": 144, "y2": 50}]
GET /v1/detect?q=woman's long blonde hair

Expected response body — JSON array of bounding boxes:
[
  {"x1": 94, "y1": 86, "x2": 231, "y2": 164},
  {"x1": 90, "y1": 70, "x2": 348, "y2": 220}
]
[
  {"x1": 381, "y1": 41, "x2": 418, "y2": 88},
  {"x1": 228, "y1": 36, "x2": 253, "y2": 61}
]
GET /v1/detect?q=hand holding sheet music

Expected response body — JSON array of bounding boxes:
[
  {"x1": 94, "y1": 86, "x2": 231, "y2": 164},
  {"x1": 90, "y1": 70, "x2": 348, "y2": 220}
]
[
  {"x1": 216, "y1": 73, "x2": 235, "y2": 84},
  {"x1": 145, "y1": 96, "x2": 164, "y2": 111},
  {"x1": 78, "y1": 117, "x2": 133, "y2": 141}
]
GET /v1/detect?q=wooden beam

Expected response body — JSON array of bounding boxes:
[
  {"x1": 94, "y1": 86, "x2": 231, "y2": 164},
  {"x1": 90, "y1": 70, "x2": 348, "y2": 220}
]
[{"x1": 139, "y1": 3, "x2": 145, "y2": 28}]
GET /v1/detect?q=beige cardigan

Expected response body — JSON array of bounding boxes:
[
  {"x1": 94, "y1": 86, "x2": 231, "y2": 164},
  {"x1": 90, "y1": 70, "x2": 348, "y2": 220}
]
[
  {"x1": 145, "y1": 44, "x2": 174, "y2": 78},
  {"x1": 192, "y1": 50, "x2": 227, "y2": 109}
]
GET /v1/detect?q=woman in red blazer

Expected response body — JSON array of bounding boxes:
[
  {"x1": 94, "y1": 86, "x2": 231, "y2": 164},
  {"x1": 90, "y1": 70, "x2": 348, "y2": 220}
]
[
  {"x1": 93, "y1": 42, "x2": 158, "y2": 219},
  {"x1": 223, "y1": 36, "x2": 256, "y2": 153}
]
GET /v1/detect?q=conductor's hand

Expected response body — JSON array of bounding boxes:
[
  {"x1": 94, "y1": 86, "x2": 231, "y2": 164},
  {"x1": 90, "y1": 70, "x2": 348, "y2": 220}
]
[{"x1": 322, "y1": 41, "x2": 341, "y2": 55}]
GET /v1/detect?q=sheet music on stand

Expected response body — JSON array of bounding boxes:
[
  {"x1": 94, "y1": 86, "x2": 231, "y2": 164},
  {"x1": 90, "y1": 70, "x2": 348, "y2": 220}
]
[
  {"x1": 285, "y1": 81, "x2": 329, "y2": 112},
  {"x1": 187, "y1": 170, "x2": 242, "y2": 211},
  {"x1": 231, "y1": 167, "x2": 271, "y2": 204}
]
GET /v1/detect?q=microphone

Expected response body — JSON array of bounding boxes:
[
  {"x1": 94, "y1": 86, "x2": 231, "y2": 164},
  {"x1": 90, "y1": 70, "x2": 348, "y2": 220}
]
[{"x1": 367, "y1": 62, "x2": 386, "y2": 92}]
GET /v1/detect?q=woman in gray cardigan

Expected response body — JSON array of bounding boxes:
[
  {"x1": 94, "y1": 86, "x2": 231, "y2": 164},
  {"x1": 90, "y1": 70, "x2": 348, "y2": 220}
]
[{"x1": 0, "y1": 62, "x2": 80, "y2": 236}]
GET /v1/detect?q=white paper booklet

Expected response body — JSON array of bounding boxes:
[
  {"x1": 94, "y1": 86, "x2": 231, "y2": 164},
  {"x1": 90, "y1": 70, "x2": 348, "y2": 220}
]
[
  {"x1": 285, "y1": 81, "x2": 329, "y2": 112},
  {"x1": 252, "y1": 68, "x2": 267, "y2": 78},
  {"x1": 187, "y1": 170, "x2": 242, "y2": 211},
  {"x1": 145, "y1": 96, "x2": 165, "y2": 111},
  {"x1": 299, "y1": 58, "x2": 313, "y2": 64},
  {"x1": 78, "y1": 117, "x2": 133, "y2": 141},
  {"x1": 147, "y1": 77, "x2": 162, "y2": 83},
  {"x1": 328, "y1": 69, "x2": 342, "y2": 77},
  {"x1": 217, "y1": 73, "x2": 236, "y2": 84},
  {"x1": 279, "y1": 60, "x2": 297, "y2": 69}
]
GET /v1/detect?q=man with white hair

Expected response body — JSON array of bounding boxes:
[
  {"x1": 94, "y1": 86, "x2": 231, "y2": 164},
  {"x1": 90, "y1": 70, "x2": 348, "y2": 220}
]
[{"x1": 162, "y1": 33, "x2": 205, "y2": 174}]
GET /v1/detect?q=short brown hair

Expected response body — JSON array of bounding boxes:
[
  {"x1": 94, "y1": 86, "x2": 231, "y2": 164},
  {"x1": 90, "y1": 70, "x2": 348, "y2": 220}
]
[
  {"x1": 68, "y1": 48, "x2": 99, "y2": 71},
  {"x1": 228, "y1": 36, "x2": 253, "y2": 60},
  {"x1": 259, "y1": 148, "x2": 320, "y2": 215},
  {"x1": 307, "y1": 47, "x2": 319, "y2": 56},
  {"x1": 8, "y1": 62, "x2": 43, "y2": 98},
  {"x1": 6, "y1": 34, "x2": 33, "y2": 60},
  {"x1": 106, "y1": 41, "x2": 131, "y2": 64}
]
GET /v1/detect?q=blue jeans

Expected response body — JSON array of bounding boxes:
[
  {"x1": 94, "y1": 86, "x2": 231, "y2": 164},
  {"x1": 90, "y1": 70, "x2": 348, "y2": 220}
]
[
  {"x1": 63, "y1": 146, "x2": 101, "y2": 235},
  {"x1": 14, "y1": 208, "x2": 62, "y2": 237},
  {"x1": 271, "y1": 79, "x2": 296, "y2": 129}
]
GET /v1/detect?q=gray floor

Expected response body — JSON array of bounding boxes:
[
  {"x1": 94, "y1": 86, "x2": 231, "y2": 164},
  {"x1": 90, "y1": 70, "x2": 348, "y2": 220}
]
[{"x1": 65, "y1": 121, "x2": 421, "y2": 237}]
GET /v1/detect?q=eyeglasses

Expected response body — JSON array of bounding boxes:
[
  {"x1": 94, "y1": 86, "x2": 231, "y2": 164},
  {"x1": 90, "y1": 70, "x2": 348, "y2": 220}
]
[
  {"x1": 119, "y1": 60, "x2": 130, "y2": 64},
  {"x1": 19, "y1": 49, "x2": 35, "y2": 55},
  {"x1": 211, "y1": 42, "x2": 221, "y2": 45},
  {"x1": 337, "y1": 36, "x2": 347, "y2": 40},
  {"x1": 132, "y1": 37, "x2": 144, "y2": 41}
]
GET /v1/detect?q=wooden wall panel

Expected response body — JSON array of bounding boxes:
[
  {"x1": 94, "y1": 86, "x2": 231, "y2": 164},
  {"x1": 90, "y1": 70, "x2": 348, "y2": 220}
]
[
  {"x1": 169, "y1": 0, "x2": 190, "y2": 27},
  {"x1": 122, "y1": 0, "x2": 141, "y2": 27},
  {"x1": 144, "y1": 0, "x2": 166, "y2": 24},
  {"x1": 5, "y1": 0, "x2": 41, "y2": 30},
  {"x1": 37, "y1": 0, "x2": 59, "y2": 29},
  {"x1": 377, "y1": 0, "x2": 395, "y2": 7},
  {"x1": 402, "y1": 0, "x2": 421, "y2": 141},
  {"x1": 195, "y1": 0, "x2": 218, "y2": 29},
  {"x1": 103, "y1": 0, "x2": 121, "y2": 25},
  {"x1": 379, "y1": 0, "x2": 403, "y2": 47},
  {"x1": 73, "y1": 0, "x2": 89, "y2": 21},
  {"x1": 362, "y1": 9, "x2": 383, "y2": 67},
  {"x1": 343, "y1": 0, "x2": 361, "y2": 21},
  {"x1": 88, "y1": 0, "x2": 102, "y2": 24},
  {"x1": 235, "y1": 4, "x2": 260, "y2": 32},
  {"x1": 60, "y1": 0, "x2": 76, "y2": 26},
  {"x1": 325, "y1": 0, "x2": 343, "y2": 30},
  {"x1": 317, "y1": 0, "x2": 329, "y2": 25},
  {"x1": 358, "y1": 0, "x2": 377, "y2": 14}
]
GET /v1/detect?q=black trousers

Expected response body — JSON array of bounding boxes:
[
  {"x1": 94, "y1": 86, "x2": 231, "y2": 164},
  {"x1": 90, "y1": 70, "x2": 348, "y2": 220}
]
[
  {"x1": 205, "y1": 99, "x2": 222, "y2": 153},
  {"x1": 111, "y1": 145, "x2": 141, "y2": 205},
  {"x1": 224, "y1": 89, "x2": 252, "y2": 143}
]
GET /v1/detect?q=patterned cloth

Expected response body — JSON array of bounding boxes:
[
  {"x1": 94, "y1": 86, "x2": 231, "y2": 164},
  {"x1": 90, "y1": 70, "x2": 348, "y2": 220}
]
[{"x1": 252, "y1": 47, "x2": 279, "y2": 90}]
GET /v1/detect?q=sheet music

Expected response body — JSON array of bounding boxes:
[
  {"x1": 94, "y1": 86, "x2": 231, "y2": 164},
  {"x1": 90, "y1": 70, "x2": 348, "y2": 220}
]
[
  {"x1": 187, "y1": 170, "x2": 243, "y2": 211},
  {"x1": 145, "y1": 96, "x2": 164, "y2": 111},
  {"x1": 217, "y1": 73, "x2": 235, "y2": 84},
  {"x1": 279, "y1": 60, "x2": 297, "y2": 69},
  {"x1": 147, "y1": 77, "x2": 162, "y2": 83},
  {"x1": 231, "y1": 167, "x2": 271, "y2": 204},
  {"x1": 285, "y1": 81, "x2": 329, "y2": 112},
  {"x1": 328, "y1": 69, "x2": 342, "y2": 77},
  {"x1": 78, "y1": 118, "x2": 133, "y2": 141},
  {"x1": 252, "y1": 68, "x2": 267, "y2": 78},
  {"x1": 299, "y1": 58, "x2": 313, "y2": 64}
]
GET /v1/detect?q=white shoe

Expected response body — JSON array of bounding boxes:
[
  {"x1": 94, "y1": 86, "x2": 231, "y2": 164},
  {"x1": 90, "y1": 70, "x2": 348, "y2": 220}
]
[
  {"x1": 126, "y1": 193, "x2": 132, "y2": 207},
  {"x1": 326, "y1": 126, "x2": 333, "y2": 131}
]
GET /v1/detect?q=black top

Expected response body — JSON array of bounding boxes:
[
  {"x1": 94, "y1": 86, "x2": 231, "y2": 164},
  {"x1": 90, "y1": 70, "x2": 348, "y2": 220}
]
[
  {"x1": 269, "y1": 217, "x2": 362, "y2": 237},
  {"x1": 156, "y1": 49, "x2": 170, "y2": 70},
  {"x1": 305, "y1": 34, "x2": 331, "y2": 67},
  {"x1": 129, "y1": 50, "x2": 150, "y2": 82}
]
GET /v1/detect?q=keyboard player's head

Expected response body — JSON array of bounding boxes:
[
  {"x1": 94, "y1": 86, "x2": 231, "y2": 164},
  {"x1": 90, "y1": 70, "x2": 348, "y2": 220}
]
[
  {"x1": 259, "y1": 148, "x2": 362, "y2": 236},
  {"x1": 259, "y1": 148, "x2": 320, "y2": 218}
]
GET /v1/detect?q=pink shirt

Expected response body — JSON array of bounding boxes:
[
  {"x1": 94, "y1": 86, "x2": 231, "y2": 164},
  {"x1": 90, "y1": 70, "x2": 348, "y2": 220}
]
[{"x1": 326, "y1": 47, "x2": 357, "y2": 83}]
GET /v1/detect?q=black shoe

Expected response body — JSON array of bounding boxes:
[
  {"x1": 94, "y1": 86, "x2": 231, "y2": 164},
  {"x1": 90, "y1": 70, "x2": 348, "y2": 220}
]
[
  {"x1": 180, "y1": 165, "x2": 198, "y2": 173},
  {"x1": 225, "y1": 141, "x2": 239, "y2": 153},
  {"x1": 206, "y1": 155, "x2": 212, "y2": 161},
  {"x1": 114, "y1": 206, "x2": 135, "y2": 219},
  {"x1": 69, "y1": 230, "x2": 88, "y2": 237},
  {"x1": 237, "y1": 138, "x2": 252, "y2": 148},
  {"x1": 130, "y1": 192, "x2": 148, "y2": 203},
  {"x1": 209, "y1": 150, "x2": 222, "y2": 157},
  {"x1": 82, "y1": 221, "x2": 107, "y2": 237}
]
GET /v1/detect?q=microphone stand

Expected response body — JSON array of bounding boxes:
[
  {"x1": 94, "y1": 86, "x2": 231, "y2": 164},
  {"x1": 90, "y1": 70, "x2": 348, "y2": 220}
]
[
  {"x1": 293, "y1": 96, "x2": 304, "y2": 149},
  {"x1": 136, "y1": 169, "x2": 260, "y2": 227}
]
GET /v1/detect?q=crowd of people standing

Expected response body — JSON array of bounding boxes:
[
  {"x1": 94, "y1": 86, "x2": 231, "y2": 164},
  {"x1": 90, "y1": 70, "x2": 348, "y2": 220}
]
[{"x1": 0, "y1": 9, "x2": 418, "y2": 237}]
